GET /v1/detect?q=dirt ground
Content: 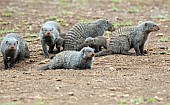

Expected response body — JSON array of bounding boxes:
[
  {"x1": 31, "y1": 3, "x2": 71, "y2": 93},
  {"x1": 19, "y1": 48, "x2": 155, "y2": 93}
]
[{"x1": 0, "y1": 0, "x2": 170, "y2": 105}]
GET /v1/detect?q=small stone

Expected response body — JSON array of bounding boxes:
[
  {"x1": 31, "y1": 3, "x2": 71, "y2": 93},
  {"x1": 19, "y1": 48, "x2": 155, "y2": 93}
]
[
  {"x1": 0, "y1": 90, "x2": 4, "y2": 94},
  {"x1": 156, "y1": 33, "x2": 164, "y2": 37},
  {"x1": 110, "y1": 87, "x2": 116, "y2": 91},
  {"x1": 23, "y1": 71, "x2": 31, "y2": 74},
  {"x1": 110, "y1": 93, "x2": 115, "y2": 97},
  {"x1": 159, "y1": 46, "x2": 167, "y2": 49},
  {"x1": 86, "y1": 82, "x2": 90, "y2": 85},
  {"x1": 123, "y1": 94, "x2": 129, "y2": 97},
  {"x1": 110, "y1": 67, "x2": 114, "y2": 70},
  {"x1": 68, "y1": 92, "x2": 74, "y2": 96},
  {"x1": 16, "y1": 88, "x2": 20, "y2": 91},
  {"x1": 96, "y1": 79, "x2": 102, "y2": 82},
  {"x1": 56, "y1": 79, "x2": 62, "y2": 81},
  {"x1": 154, "y1": 96, "x2": 163, "y2": 101}
]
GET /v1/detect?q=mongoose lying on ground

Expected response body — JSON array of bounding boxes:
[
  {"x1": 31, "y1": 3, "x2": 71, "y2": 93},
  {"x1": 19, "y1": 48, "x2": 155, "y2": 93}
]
[
  {"x1": 39, "y1": 21, "x2": 61, "y2": 58},
  {"x1": 64, "y1": 19, "x2": 114, "y2": 51},
  {"x1": 95, "y1": 21, "x2": 160, "y2": 57},
  {"x1": 84, "y1": 36, "x2": 108, "y2": 52},
  {"x1": 38, "y1": 47, "x2": 94, "y2": 70},
  {"x1": 1, "y1": 33, "x2": 30, "y2": 69}
]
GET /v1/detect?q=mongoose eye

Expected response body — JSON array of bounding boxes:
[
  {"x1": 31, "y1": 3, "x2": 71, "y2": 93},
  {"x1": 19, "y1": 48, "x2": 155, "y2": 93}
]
[
  {"x1": 9, "y1": 43, "x2": 11, "y2": 45},
  {"x1": 14, "y1": 43, "x2": 16, "y2": 45},
  {"x1": 153, "y1": 25, "x2": 157, "y2": 27}
]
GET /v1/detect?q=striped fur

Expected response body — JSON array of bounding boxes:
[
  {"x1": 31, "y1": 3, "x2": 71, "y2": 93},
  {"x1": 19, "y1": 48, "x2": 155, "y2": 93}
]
[{"x1": 64, "y1": 19, "x2": 113, "y2": 51}]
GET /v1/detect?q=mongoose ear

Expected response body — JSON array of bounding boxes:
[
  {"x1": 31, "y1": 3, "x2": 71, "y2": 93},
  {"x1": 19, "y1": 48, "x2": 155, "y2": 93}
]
[
  {"x1": 6, "y1": 41, "x2": 8, "y2": 44},
  {"x1": 16, "y1": 41, "x2": 18, "y2": 44},
  {"x1": 52, "y1": 27, "x2": 54, "y2": 31},
  {"x1": 144, "y1": 23, "x2": 148, "y2": 27},
  {"x1": 41, "y1": 27, "x2": 44, "y2": 31}
]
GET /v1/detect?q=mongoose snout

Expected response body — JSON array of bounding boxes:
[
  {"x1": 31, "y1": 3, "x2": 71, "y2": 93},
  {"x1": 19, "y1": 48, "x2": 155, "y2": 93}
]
[
  {"x1": 153, "y1": 25, "x2": 160, "y2": 31},
  {"x1": 87, "y1": 52, "x2": 95, "y2": 58},
  {"x1": 45, "y1": 32, "x2": 52, "y2": 36},
  {"x1": 9, "y1": 46, "x2": 16, "y2": 50}
]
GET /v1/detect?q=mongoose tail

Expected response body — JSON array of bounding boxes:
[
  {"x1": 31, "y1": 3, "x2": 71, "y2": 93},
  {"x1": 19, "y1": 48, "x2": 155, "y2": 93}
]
[
  {"x1": 37, "y1": 64, "x2": 49, "y2": 70},
  {"x1": 95, "y1": 50, "x2": 113, "y2": 57}
]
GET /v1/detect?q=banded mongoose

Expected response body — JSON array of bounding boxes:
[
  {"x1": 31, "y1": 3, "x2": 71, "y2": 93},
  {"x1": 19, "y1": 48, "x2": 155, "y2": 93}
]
[
  {"x1": 38, "y1": 47, "x2": 95, "y2": 70},
  {"x1": 84, "y1": 36, "x2": 108, "y2": 52},
  {"x1": 95, "y1": 21, "x2": 160, "y2": 57},
  {"x1": 56, "y1": 37, "x2": 64, "y2": 52},
  {"x1": 64, "y1": 19, "x2": 114, "y2": 51},
  {"x1": 1, "y1": 33, "x2": 30, "y2": 69},
  {"x1": 39, "y1": 21, "x2": 61, "y2": 58}
]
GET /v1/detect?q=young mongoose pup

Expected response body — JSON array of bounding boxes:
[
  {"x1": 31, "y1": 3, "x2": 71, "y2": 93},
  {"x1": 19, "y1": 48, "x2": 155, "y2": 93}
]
[
  {"x1": 95, "y1": 21, "x2": 160, "y2": 57},
  {"x1": 39, "y1": 21, "x2": 61, "y2": 58},
  {"x1": 84, "y1": 36, "x2": 108, "y2": 52},
  {"x1": 1, "y1": 33, "x2": 30, "y2": 69},
  {"x1": 38, "y1": 47, "x2": 95, "y2": 70}
]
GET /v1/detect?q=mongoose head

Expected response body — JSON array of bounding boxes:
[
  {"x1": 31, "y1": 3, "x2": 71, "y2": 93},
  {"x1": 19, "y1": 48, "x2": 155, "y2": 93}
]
[
  {"x1": 84, "y1": 37, "x2": 95, "y2": 46},
  {"x1": 41, "y1": 26, "x2": 54, "y2": 37},
  {"x1": 81, "y1": 47, "x2": 95, "y2": 59},
  {"x1": 95, "y1": 19, "x2": 115, "y2": 32},
  {"x1": 6, "y1": 39, "x2": 18, "y2": 51},
  {"x1": 138, "y1": 21, "x2": 160, "y2": 33}
]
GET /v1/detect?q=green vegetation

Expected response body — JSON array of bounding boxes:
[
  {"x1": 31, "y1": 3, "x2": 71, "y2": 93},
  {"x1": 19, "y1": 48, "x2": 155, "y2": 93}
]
[
  {"x1": 119, "y1": 99, "x2": 126, "y2": 105},
  {"x1": 128, "y1": 5, "x2": 142, "y2": 13},
  {"x1": 111, "y1": 0, "x2": 122, "y2": 3},
  {"x1": 112, "y1": 6, "x2": 119, "y2": 11},
  {"x1": 151, "y1": 15, "x2": 170, "y2": 22},
  {"x1": 57, "y1": 18, "x2": 69, "y2": 26},
  {"x1": 2, "y1": 21, "x2": 10, "y2": 25},
  {"x1": 112, "y1": 21, "x2": 133, "y2": 28},
  {"x1": 0, "y1": 29, "x2": 15, "y2": 34},
  {"x1": 160, "y1": 37, "x2": 169, "y2": 42},
  {"x1": 1, "y1": 102, "x2": 20, "y2": 105},
  {"x1": 45, "y1": 16, "x2": 69, "y2": 26},
  {"x1": 24, "y1": 33, "x2": 39, "y2": 42},
  {"x1": 132, "y1": 97, "x2": 144, "y2": 104},
  {"x1": 45, "y1": 16, "x2": 57, "y2": 21},
  {"x1": 34, "y1": 100, "x2": 49, "y2": 105},
  {"x1": 1, "y1": 10, "x2": 14, "y2": 17},
  {"x1": 145, "y1": 97, "x2": 158, "y2": 103}
]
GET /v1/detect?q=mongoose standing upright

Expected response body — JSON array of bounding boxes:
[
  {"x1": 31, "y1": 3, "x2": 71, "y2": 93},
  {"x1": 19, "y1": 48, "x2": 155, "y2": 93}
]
[
  {"x1": 84, "y1": 36, "x2": 108, "y2": 52},
  {"x1": 1, "y1": 33, "x2": 30, "y2": 69},
  {"x1": 39, "y1": 21, "x2": 61, "y2": 58},
  {"x1": 64, "y1": 19, "x2": 114, "y2": 51},
  {"x1": 95, "y1": 21, "x2": 160, "y2": 57},
  {"x1": 38, "y1": 47, "x2": 95, "y2": 70}
]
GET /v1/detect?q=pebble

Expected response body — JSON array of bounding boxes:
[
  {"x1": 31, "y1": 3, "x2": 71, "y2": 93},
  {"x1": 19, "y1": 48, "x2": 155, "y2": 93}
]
[
  {"x1": 154, "y1": 96, "x2": 163, "y2": 101},
  {"x1": 110, "y1": 87, "x2": 116, "y2": 91},
  {"x1": 68, "y1": 92, "x2": 74, "y2": 96}
]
